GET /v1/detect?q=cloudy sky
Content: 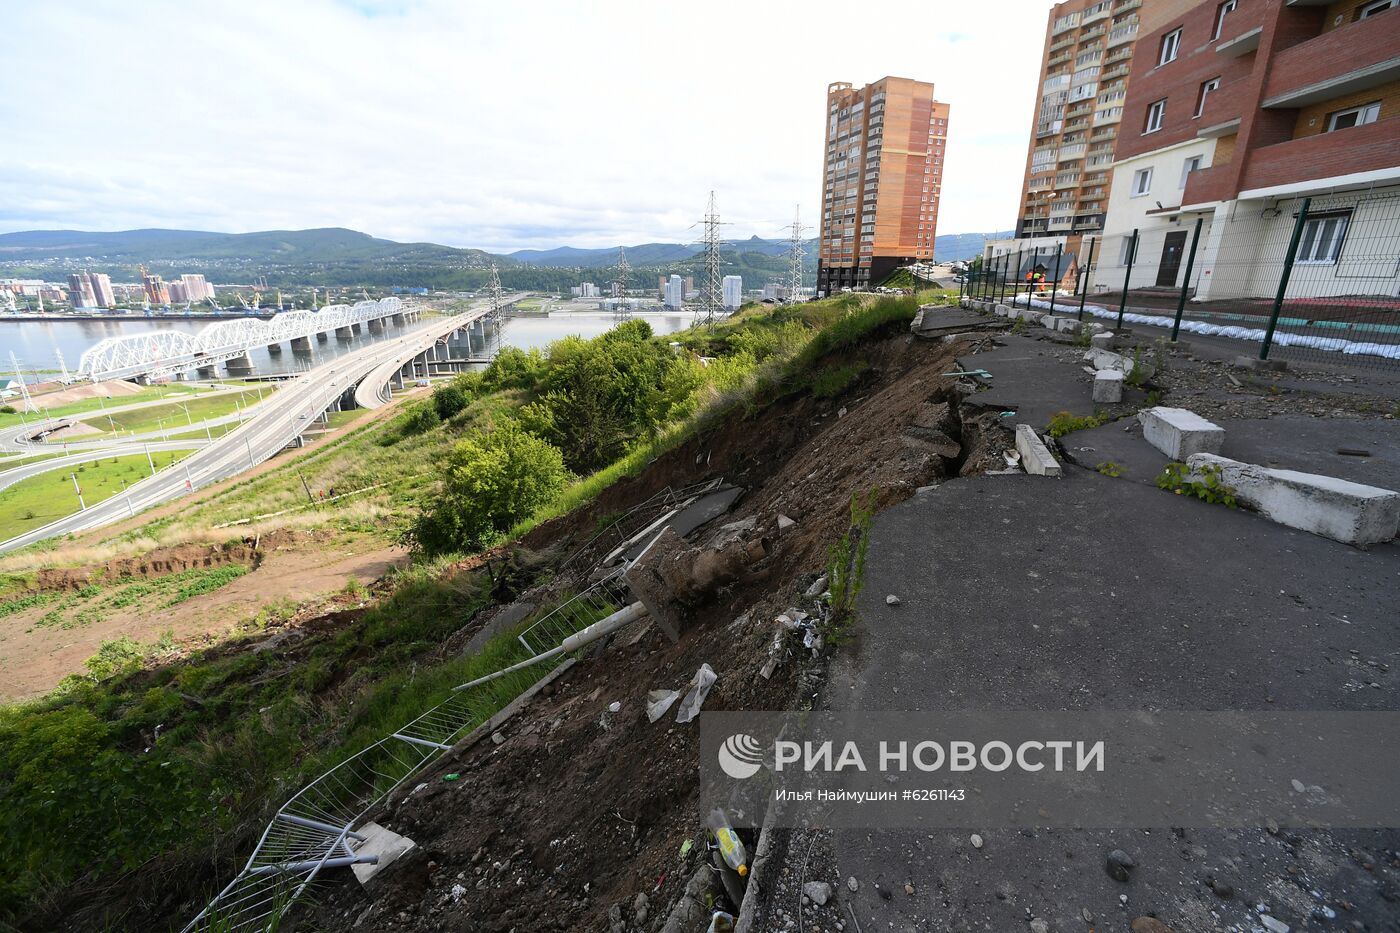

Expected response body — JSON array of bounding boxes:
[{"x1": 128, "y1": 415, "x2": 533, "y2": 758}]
[{"x1": 2, "y1": 0, "x2": 1047, "y2": 252}]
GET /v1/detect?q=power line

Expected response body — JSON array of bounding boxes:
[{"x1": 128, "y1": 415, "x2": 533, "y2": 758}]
[{"x1": 694, "y1": 191, "x2": 725, "y2": 330}]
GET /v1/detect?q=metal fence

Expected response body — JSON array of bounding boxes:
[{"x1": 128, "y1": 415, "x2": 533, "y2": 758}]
[{"x1": 963, "y1": 193, "x2": 1400, "y2": 370}]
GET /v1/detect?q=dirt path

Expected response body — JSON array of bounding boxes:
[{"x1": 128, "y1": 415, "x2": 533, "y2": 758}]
[{"x1": 0, "y1": 537, "x2": 407, "y2": 702}]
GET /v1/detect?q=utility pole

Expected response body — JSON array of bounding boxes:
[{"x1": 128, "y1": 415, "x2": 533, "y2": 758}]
[
  {"x1": 70, "y1": 472, "x2": 86, "y2": 511},
  {"x1": 55, "y1": 348, "x2": 70, "y2": 384},
  {"x1": 144, "y1": 443, "x2": 156, "y2": 475},
  {"x1": 612, "y1": 247, "x2": 632, "y2": 322},
  {"x1": 693, "y1": 191, "x2": 724, "y2": 330},
  {"x1": 787, "y1": 205, "x2": 807, "y2": 304},
  {"x1": 9, "y1": 351, "x2": 34, "y2": 424}
]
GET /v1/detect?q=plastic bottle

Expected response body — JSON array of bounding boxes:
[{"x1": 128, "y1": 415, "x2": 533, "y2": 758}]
[{"x1": 707, "y1": 808, "x2": 748, "y2": 877}]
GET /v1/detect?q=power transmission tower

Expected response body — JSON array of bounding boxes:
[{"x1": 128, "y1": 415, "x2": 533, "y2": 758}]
[
  {"x1": 612, "y1": 247, "x2": 631, "y2": 322},
  {"x1": 787, "y1": 205, "x2": 807, "y2": 303},
  {"x1": 693, "y1": 191, "x2": 725, "y2": 330},
  {"x1": 488, "y1": 262, "x2": 504, "y2": 343}
]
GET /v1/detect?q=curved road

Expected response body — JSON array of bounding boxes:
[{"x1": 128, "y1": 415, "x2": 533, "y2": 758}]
[{"x1": 0, "y1": 306, "x2": 496, "y2": 554}]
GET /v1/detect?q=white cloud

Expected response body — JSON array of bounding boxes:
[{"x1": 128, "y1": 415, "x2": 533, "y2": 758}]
[{"x1": 1, "y1": 0, "x2": 1047, "y2": 251}]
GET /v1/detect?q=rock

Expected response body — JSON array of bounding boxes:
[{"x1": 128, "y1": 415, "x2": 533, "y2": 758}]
[
  {"x1": 886, "y1": 594, "x2": 902, "y2": 606},
  {"x1": 1261, "y1": 917, "x2": 1290, "y2": 933},
  {"x1": 608, "y1": 903, "x2": 623, "y2": 924},
  {"x1": 803, "y1": 881, "x2": 833, "y2": 906},
  {"x1": 1030, "y1": 919, "x2": 1050, "y2": 933},
  {"x1": 633, "y1": 892, "x2": 649, "y2": 924},
  {"x1": 847, "y1": 876, "x2": 860, "y2": 893},
  {"x1": 1105, "y1": 849, "x2": 1136, "y2": 882},
  {"x1": 1211, "y1": 879, "x2": 1233, "y2": 898},
  {"x1": 777, "y1": 514, "x2": 797, "y2": 530},
  {"x1": 904, "y1": 882, "x2": 915, "y2": 895},
  {"x1": 1081, "y1": 908, "x2": 1093, "y2": 922},
  {"x1": 491, "y1": 731, "x2": 506, "y2": 745},
  {"x1": 1131, "y1": 919, "x2": 1175, "y2": 933},
  {"x1": 1290, "y1": 779, "x2": 1305, "y2": 793},
  {"x1": 608, "y1": 701, "x2": 622, "y2": 713},
  {"x1": 970, "y1": 834, "x2": 984, "y2": 849}
]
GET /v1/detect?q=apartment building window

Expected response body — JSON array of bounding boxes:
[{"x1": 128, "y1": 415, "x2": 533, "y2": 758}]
[
  {"x1": 1358, "y1": 0, "x2": 1397, "y2": 18},
  {"x1": 1213, "y1": 0, "x2": 1237, "y2": 39},
  {"x1": 1131, "y1": 167, "x2": 1154, "y2": 197},
  {"x1": 1295, "y1": 211, "x2": 1351, "y2": 264},
  {"x1": 1195, "y1": 78, "x2": 1220, "y2": 117},
  {"x1": 1144, "y1": 99, "x2": 1167, "y2": 133},
  {"x1": 1180, "y1": 155, "x2": 1203, "y2": 187},
  {"x1": 1326, "y1": 101, "x2": 1380, "y2": 131},
  {"x1": 1159, "y1": 28, "x2": 1182, "y2": 65},
  {"x1": 1119, "y1": 235, "x2": 1138, "y2": 265}
]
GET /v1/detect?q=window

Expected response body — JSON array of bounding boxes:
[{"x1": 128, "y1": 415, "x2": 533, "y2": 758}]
[
  {"x1": 1213, "y1": 0, "x2": 1237, "y2": 39},
  {"x1": 1144, "y1": 99, "x2": 1167, "y2": 133},
  {"x1": 1180, "y1": 155, "x2": 1203, "y2": 187},
  {"x1": 1195, "y1": 77, "x2": 1220, "y2": 117},
  {"x1": 1295, "y1": 211, "x2": 1352, "y2": 264},
  {"x1": 1326, "y1": 101, "x2": 1381, "y2": 132},
  {"x1": 1159, "y1": 28, "x2": 1182, "y2": 65},
  {"x1": 1119, "y1": 235, "x2": 1138, "y2": 266},
  {"x1": 1131, "y1": 167, "x2": 1154, "y2": 197},
  {"x1": 1358, "y1": 0, "x2": 1397, "y2": 18}
]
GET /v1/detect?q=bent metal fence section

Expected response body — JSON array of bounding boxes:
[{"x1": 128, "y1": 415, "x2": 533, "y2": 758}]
[{"x1": 181, "y1": 573, "x2": 632, "y2": 933}]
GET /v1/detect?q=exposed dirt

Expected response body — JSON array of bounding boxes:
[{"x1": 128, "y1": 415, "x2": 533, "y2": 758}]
[
  {"x1": 0, "y1": 529, "x2": 406, "y2": 701},
  {"x1": 286, "y1": 329, "x2": 1017, "y2": 931},
  {"x1": 19, "y1": 378, "x2": 148, "y2": 411}
]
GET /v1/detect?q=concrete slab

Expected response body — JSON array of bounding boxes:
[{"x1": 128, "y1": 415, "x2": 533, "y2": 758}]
[
  {"x1": 1089, "y1": 331, "x2": 1114, "y2": 350},
  {"x1": 1138, "y1": 406, "x2": 1225, "y2": 460},
  {"x1": 351, "y1": 822, "x2": 415, "y2": 885},
  {"x1": 1014, "y1": 424, "x2": 1062, "y2": 476},
  {"x1": 1188, "y1": 452, "x2": 1400, "y2": 546},
  {"x1": 1091, "y1": 369, "x2": 1124, "y2": 403}
]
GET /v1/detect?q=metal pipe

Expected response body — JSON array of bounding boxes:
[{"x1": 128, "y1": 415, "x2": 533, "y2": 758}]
[
  {"x1": 454, "y1": 601, "x2": 648, "y2": 693},
  {"x1": 1117, "y1": 229, "x2": 1138, "y2": 330},
  {"x1": 1078, "y1": 236, "x2": 1097, "y2": 321},
  {"x1": 1262, "y1": 197, "x2": 1310, "y2": 360},
  {"x1": 1171, "y1": 218, "x2": 1204, "y2": 343},
  {"x1": 1048, "y1": 243, "x2": 1063, "y2": 316}
]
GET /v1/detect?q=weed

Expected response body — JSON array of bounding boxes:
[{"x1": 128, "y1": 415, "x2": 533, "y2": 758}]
[
  {"x1": 0, "y1": 591, "x2": 58, "y2": 619},
  {"x1": 809, "y1": 362, "x2": 868, "y2": 399},
  {"x1": 826, "y1": 489, "x2": 876, "y2": 644},
  {"x1": 1095, "y1": 461, "x2": 1125, "y2": 478},
  {"x1": 1046, "y1": 409, "x2": 1109, "y2": 438},
  {"x1": 1156, "y1": 461, "x2": 1238, "y2": 508}
]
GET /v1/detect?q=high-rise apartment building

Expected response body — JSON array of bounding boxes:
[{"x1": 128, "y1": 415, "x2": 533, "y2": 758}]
[
  {"x1": 67, "y1": 272, "x2": 98, "y2": 308},
  {"x1": 722, "y1": 275, "x2": 743, "y2": 310},
  {"x1": 663, "y1": 274, "x2": 684, "y2": 310},
  {"x1": 1014, "y1": 0, "x2": 1165, "y2": 247},
  {"x1": 817, "y1": 76, "x2": 950, "y2": 294},
  {"x1": 90, "y1": 272, "x2": 116, "y2": 308},
  {"x1": 143, "y1": 273, "x2": 171, "y2": 306},
  {"x1": 180, "y1": 273, "x2": 215, "y2": 302}
]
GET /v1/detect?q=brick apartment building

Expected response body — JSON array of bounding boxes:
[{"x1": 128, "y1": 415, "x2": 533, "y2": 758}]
[
  {"x1": 1092, "y1": 0, "x2": 1400, "y2": 302},
  {"x1": 817, "y1": 77, "x2": 950, "y2": 295}
]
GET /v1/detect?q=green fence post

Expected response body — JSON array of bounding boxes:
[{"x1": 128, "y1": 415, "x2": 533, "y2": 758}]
[
  {"x1": 1116, "y1": 229, "x2": 1138, "y2": 330},
  {"x1": 1262, "y1": 197, "x2": 1311, "y2": 360},
  {"x1": 1171, "y1": 218, "x2": 1204, "y2": 343},
  {"x1": 1048, "y1": 242, "x2": 1063, "y2": 317},
  {"x1": 1077, "y1": 236, "x2": 1097, "y2": 321}
]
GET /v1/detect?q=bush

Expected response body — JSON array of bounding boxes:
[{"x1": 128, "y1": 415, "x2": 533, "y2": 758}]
[
  {"x1": 407, "y1": 420, "x2": 569, "y2": 556},
  {"x1": 0, "y1": 405, "x2": 15, "y2": 414},
  {"x1": 432, "y1": 382, "x2": 471, "y2": 421},
  {"x1": 480, "y1": 346, "x2": 547, "y2": 393}
]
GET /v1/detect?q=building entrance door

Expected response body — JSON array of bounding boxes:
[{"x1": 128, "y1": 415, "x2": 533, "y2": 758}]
[{"x1": 1155, "y1": 230, "x2": 1188, "y2": 287}]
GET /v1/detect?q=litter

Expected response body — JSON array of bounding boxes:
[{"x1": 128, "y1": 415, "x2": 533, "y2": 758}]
[
  {"x1": 675, "y1": 664, "x2": 717, "y2": 724},
  {"x1": 707, "y1": 911, "x2": 736, "y2": 932},
  {"x1": 943, "y1": 368, "x2": 992, "y2": 379},
  {"x1": 442, "y1": 773, "x2": 460, "y2": 782},
  {"x1": 707, "y1": 808, "x2": 748, "y2": 876},
  {"x1": 804, "y1": 575, "x2": 829, "y2": 598},
  {"x1": 646, "y1": 689, "x2": 681, "y2": 723},
  {"x1": 679, "y1": 838, "x2": 694, "y2": 859}
]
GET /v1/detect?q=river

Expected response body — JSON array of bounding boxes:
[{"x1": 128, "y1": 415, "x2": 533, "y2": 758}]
[{"x1": 0, "y1": 311, "x2": 693, "y2": 382}]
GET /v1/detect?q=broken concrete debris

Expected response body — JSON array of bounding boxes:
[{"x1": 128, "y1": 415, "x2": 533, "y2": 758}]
[
  {"x1": 350, "y1": 822, "x2": 416, "y2": 886},
  {"x1": 802, "y1": 880, "x2": 833, "y2": 906},
  {"x1": 1137, "y1": 406, "x2": 1225, "y2": 460}
]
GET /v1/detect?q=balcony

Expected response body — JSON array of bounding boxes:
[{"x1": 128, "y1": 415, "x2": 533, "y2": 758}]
[
  {"x1": 1261, "y1": 9, "x2": 1400, "y2": 107},
  {"x1": 1107, "y1": 21, "x2": 1138, "y2": 46},
  {"x1": 1058, "y1": 143, "x2": 1087, "y2": 160},
  {"x1": 1216, "y1": 25, "x2": 1262, "y2": 57},
  {"x1": 1114, "y1": 0, "x2": 1141, "y2": 11},
  {"x1": 1240, "y1": 116, "x2": 1400, "y2": 194}
]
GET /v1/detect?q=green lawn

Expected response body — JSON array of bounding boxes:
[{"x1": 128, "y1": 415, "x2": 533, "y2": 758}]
[
  {"x1": 77, "y1": 388, "x2": 266, "y2": 437},
  {"x1": 0, "y1": 450, "x2": 195, "y2": 540},
  {"x1": 165, "y1": 420, "x2": 241, "y2": 442},
  {"x1": 0, "y1": 381, "x2": 260, "y2": 432},
  {"x1": 0, "y1": 452, "x2": 65, "y2": 472}
]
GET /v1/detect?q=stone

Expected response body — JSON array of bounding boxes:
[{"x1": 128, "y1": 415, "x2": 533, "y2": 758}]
[
  {"x1": 633, "y1": 892, "x2": 649, "y2": 924},
  {"x1": 777, "y1": 514, "x2": 797, "y2": 530},
  {"x1": 1030, "y1": 920, "x2": 1050, "y2": 933},
  {"x1": 1260, "y1": 916, "x2": 1290, "y2": 933},
  {"x1": 1137, "y1": 406, "x2": 1225, "y2": 460},
  {"x1": 1089, "y1": 331, "x2": 1115, "y2": 350},
  {"x1": 1232, "y1": 355, "x2": 1287, "y2": 372},
  {"x1": 1186, "y1": 453, "x2": 1400, "y2": 546},
  {"x1": 1131, "y1": 919, "x2": 1175, "y2": 933},
  {"x1": 803, "y1": 881, "x2": 833, "y2": 906},
  {"x1": 847, "y1": 876, "x2": 860, "y2": 893},
  {"x1": 1092, "y1": 369, "x2": 1125, "y2": 403},
  {"x1": 1105, "y1": 848, "x2": 1136, "y2": 882},
  {"x1": 970, "y1": 833, "x2": 984, "y2": 849},
  {"x1": 1014, "y1": 424, "x2": 1063, "y2": 477},
  {"x1": 904, "y1": 882, "x2": 915, "y2": 895},
  {"x1": 885, "y1": 594, "x2": 902, "y2": 606}
]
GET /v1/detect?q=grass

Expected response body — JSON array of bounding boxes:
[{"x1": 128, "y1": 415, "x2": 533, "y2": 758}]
[
  {"x1": 0, "y1": 452, "x2": 66, "y2": 471},
  {"x1": 0, "y1": 450, "x2": 195, "y2": 541},
  {"x1": 77, "y1": 388, "x2": 266, "y2": 437},
  {"x1": 0, "y1": 381, "x2": 256, "y2": 432}
]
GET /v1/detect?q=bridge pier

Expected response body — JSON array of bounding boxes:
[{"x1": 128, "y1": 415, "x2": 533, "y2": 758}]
[
  {"x1": 351, "y1": 322, "x2": 362, "y2": 334},
  {"x1": 367, "y1": 319, "x2": 383, "y2": 333},
  {"x1": 226, "y1": 352, "x2": 254, "y2": 375},
  {"x1": 335, "y1": 326, "x2": 353, "y2": 340},
  {"x1": 266, "y1": 342, "x2": 283, "y2": 355},
  {"x1": 391, "y1": 313, "x2": 406, "y2": 325},
  {"x1": 196, "y1": 365, "x2": 217, "y2": 379},
  {"x1": 290, "y1": 336, "x2": 312, "y2": 351},
  {"x1": 316, "y1": 331, "x2": 329, "y2": 343}
]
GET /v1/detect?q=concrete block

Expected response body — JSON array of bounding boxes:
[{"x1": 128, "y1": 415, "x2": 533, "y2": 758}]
[
  {"x1": 994, "y1": 304, "x2": 1013, "y2": 317},
  {"x1": 1138, "y1": 406, "x2": 1225, "y2": 460},
  {"x1": 1233, "y1": 355, "x2": 1287, "y2": 372},
  {"x1": 1187, "y1": 453, "x2": 1400, "y2": 546},
  {"x1": 1084, "y1": 345, "x2": 1158, "y2": 379},
  {"x1": 1082, "y1": 322, "x2": 1107, "y2": 336},
  {"x1": 351, "y1": 822, "x2": 416, "y2": 885},
  {"x1": 623, "y1": 526, "x2": 688, "y2": 642},
  {"x1": 1088, "y1": 332, "x2": 1114, "y2": 350},
  {"x1": 1014, "y1": 424, "x2": 1062, "y2": 477},
  {"x1": 1053, "y1": 317, "x2": 1084, "y2": 335},
  {"x1": 1092, "y1": 369, "x2": 1124, "y2": 403}
]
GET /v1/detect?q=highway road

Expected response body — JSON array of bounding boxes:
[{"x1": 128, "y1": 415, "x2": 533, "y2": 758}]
[
  {"x1": 0, "y1": 442, "x2": 202, "y2": 493},
  {"x1": 0, "y1": 305, "x2": 497, "y2": 554},
  {"x1": 351, "y1": 299, "x2": 511, "y2": 409}
]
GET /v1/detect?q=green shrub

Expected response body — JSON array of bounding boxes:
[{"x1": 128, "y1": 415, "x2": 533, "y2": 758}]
[
  {"x1": 1156, "y1": 461, "x2": 1238, "y2": 507},
  {"x1": 810, "y1": 362, "x2": 868, "y2": 399},
  {"x1": 1046, "y1": 409, "x2": 1109, "y2": 438}
]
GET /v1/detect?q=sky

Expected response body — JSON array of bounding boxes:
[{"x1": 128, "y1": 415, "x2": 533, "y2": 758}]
[{"x1": 1, "y1": 0, "x2": 1048, "y2": 252}]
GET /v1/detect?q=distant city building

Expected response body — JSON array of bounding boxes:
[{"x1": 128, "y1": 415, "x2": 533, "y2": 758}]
[
  {"x1": 142, "y1": 273, "x2": 171, "y2": 306},
  {"x1": 570, "y1": 282, "x2": 600, "y2": 298},
  {"x1": 663, "y1": 274, "x2": 685, "y2": 310},
  {"x1": 90, "y1": 272, "x2": 116, "y2": 307},
  {"x1": 722, "y1": 275, "x2": 743, "y2": 310},
  {"x1": 599, "y1": 297, "x2": 646, "y2": 312},
  {"x1": 762, "y1": 283, "x2": 790, "y2": 301},
  {"x1": 818, "y1": 76, "x2": 950, "y2": 294},
  {"x1": 67, "y1": 272, "x2": 98, "y2": 308},
  {"x1": 169, "y1": 280, "x2": 189, "y2": 303},
  {"x1": 179, "y1": 273, "x2": 215, "y2": 302}
]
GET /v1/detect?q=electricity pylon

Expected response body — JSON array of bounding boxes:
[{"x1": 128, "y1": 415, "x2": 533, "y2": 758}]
[
  {"x1": 612, "y1": 247, "x2": 631, "y2": 322},
  {"x1": 787, "y1": 205, "x2": 807, "y2": 303},
  {"x1": 488, "y1": 262, "x2": 504, "y2": 342},
  {"x1": 693, "y1": 191, "x2": 724, "y2": 329}
]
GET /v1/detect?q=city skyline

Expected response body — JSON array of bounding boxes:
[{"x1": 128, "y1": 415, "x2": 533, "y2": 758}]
[{"x1": 1, "y1": 0, "x2": 1049, "y2": 253}]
